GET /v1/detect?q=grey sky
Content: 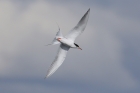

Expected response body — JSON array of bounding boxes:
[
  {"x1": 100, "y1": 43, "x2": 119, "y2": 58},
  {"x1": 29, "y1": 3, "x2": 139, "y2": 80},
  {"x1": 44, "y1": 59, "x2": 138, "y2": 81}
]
[{"x1": 0, "y1": 0, "x2": 140, "y2": 93}]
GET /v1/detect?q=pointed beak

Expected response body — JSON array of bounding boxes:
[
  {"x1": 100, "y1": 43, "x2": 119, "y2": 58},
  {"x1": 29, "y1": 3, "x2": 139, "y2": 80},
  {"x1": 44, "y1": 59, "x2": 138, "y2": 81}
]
[{"x1": 78, "y1": 47, "x2": 82, "y2": 50}]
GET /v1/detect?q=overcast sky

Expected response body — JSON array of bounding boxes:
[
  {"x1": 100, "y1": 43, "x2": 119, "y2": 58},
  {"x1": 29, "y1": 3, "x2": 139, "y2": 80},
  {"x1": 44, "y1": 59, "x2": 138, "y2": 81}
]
[{"x1": 0, "y1": 0, "x2": 140, "y2": 93}]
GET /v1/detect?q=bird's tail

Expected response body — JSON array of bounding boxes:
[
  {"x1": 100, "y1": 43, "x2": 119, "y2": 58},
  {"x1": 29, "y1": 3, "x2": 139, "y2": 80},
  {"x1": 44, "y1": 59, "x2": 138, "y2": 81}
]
[{"x1": 46, "y1": 23, "x2": 63, "y2": 46}]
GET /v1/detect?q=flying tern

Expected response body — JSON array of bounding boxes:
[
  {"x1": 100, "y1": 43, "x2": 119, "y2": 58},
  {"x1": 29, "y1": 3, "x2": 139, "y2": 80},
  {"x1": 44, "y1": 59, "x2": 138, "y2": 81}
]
[{"x1": 45, "y1": 9, "x2": 90, "y2": 78}]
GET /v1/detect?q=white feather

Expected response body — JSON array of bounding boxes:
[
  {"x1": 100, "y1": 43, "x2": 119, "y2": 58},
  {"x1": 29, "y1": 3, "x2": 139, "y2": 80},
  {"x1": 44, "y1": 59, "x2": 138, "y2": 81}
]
[
  {"x1": 45, "y1": 44, "x2": 70, "y2": 78},
  {"x1": 65, "y1": 9, "x2": 90, "y2": 41}
]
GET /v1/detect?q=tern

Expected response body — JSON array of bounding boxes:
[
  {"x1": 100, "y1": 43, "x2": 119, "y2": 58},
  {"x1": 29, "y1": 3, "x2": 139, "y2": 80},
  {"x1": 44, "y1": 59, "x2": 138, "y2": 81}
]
[{"x1": 45, "y1": 9, "x2": 90, "y2": 78}]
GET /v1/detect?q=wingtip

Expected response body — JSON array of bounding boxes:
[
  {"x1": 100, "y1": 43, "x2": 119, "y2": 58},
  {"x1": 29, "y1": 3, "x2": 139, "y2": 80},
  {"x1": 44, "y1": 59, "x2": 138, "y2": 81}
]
[
  {"x1": 44, "y1": 75, "x2": 50, "y2": 79},
  {"x1": 44, "y1": 77, "x2": 47, "y2": 79},
  {"x1": 87, "y1": 8, "x2": 90, "y2": 12},
  {"x1": 44, "y1": 76, "x2": 48, "y2": 79},
  {"x1": 45, "y1": 72, "x2": 53, "y2": 79},
  {"x1": 85, "y1": 8, "x2": 90, "y2": 15}
]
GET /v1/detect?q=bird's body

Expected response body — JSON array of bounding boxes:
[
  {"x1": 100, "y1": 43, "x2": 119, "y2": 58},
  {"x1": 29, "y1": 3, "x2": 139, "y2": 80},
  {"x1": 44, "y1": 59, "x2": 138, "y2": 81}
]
[
  {"x1": 57, "y1": 37, "x2": 75, "y2": 48},
  {"x1": 45, "y1": 9, "x2": 90, "y2": 78}
]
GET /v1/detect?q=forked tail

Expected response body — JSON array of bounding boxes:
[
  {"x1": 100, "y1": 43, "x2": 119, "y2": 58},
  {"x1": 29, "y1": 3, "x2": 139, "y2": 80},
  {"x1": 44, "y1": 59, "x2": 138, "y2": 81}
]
[{"x1": 46, "y1": 23, "x2": 63, "y2": 46}]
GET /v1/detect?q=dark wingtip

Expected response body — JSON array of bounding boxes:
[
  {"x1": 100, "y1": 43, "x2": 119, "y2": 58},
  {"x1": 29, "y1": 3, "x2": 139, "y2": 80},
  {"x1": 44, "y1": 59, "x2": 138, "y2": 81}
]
[
  {"x1": 44, "y1": 77, "x2": 47, "y2": 79},
  {"x1": 44, "y1": 75, "x2": 49, "y2": 79},
  {"x1": 85, "y1": 8, "x2": 90, "y2": 15},
  {"x1": 87, "y1": 8, "x2": 90, "y2": 12}
]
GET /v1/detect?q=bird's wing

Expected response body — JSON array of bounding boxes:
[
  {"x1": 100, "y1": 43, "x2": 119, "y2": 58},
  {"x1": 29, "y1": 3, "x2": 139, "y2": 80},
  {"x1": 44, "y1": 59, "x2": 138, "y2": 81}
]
[
  {"x1": 65, "y1": 9, "x2": 90, "y2": 41},
  {"x1": 45, "y1": 44, "x2": 70, "y2": 78}
]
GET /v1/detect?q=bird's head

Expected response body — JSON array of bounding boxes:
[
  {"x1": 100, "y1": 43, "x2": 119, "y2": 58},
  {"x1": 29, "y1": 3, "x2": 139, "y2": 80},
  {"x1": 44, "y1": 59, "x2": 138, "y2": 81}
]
[{"x1": 74, "y1": 43, "x2": 82, "y2": 50}]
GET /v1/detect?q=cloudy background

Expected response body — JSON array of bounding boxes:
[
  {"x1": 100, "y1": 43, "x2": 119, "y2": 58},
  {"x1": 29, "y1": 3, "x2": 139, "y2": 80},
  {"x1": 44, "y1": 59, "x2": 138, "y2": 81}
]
[{"x1": 0, "y1": 0, "x2": 140, "y2": 93}]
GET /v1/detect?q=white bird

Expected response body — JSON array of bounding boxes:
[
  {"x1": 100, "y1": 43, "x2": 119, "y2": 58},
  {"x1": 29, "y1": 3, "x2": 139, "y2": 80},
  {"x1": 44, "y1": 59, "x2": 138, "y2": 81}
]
[{"x1": 45, "y1": 9, "x2": 90, "y2": 78}]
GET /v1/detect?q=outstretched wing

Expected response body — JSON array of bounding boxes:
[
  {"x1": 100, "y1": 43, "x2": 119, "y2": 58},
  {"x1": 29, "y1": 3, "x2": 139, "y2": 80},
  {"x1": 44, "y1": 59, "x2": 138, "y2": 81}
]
[
  {"x1": 45, "y1": 44, "x2": 70, "y2": 78},
  {"x1": 65, "y1": 9, "x2": 90, "y2": 41}
]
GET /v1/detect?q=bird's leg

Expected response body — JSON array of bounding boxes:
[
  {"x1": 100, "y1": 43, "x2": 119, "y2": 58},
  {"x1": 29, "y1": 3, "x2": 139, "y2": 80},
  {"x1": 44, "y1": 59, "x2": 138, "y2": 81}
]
[{"x1": 57, "y1": 38, "x2": 61, "y2": 41}]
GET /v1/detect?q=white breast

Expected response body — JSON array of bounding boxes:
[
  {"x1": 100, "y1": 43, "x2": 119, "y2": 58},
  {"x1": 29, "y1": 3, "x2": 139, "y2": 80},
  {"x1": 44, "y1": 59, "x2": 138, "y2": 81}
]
[{"x1": 58, "y1": 38, "x2": 75, "y2": 48}]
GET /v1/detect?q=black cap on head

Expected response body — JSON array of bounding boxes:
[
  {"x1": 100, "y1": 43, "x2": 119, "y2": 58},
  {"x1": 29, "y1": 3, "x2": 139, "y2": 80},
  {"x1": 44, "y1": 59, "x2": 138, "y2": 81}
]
[{"x1": 74, "y1": 43, "x2": 79, "y2": 47}]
